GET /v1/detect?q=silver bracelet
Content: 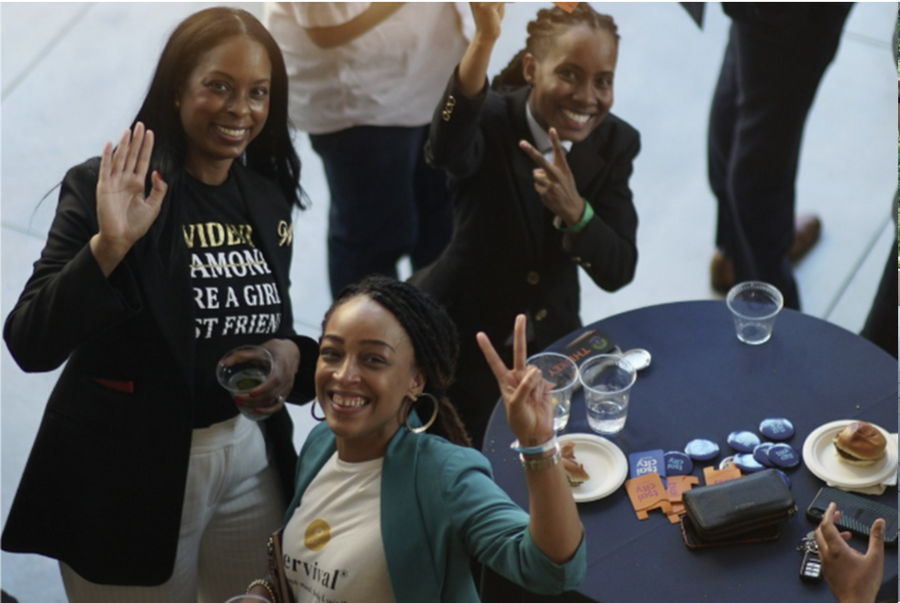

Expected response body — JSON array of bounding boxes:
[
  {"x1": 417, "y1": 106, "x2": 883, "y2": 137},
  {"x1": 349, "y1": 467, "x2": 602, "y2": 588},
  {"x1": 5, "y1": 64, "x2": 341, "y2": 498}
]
[{"x1": 520, "y1": 445, "x2": 562, "y2": 471}]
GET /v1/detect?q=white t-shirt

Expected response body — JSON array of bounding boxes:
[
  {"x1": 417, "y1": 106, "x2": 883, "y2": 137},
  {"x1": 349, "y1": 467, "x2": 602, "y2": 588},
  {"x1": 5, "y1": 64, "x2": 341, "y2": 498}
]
[
  {"x1": 263, "y1": 2, "x2": 471, "y2": 133},
  {"x1": 283, "y1": 452, "x2": 394, "y2": 603}
]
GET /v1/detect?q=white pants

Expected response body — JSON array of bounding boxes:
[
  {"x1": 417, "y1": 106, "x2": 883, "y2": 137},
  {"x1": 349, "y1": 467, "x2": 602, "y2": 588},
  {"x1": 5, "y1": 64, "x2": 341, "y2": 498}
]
[{"x1": 61, "y1": 415, "x2": 285, "y2": 603}]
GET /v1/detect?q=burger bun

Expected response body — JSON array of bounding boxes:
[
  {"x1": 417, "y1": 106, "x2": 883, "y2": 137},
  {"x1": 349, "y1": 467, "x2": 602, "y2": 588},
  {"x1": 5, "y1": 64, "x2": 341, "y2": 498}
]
[{"x1": 833, "y1": 421, "x2": 887, "y2": 467}]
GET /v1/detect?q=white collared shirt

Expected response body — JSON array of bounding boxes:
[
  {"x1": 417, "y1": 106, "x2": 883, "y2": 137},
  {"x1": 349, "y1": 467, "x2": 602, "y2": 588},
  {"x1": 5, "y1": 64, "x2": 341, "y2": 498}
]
[{"x1": 525, "y1": 101, "x2": 573, "y2": 162}]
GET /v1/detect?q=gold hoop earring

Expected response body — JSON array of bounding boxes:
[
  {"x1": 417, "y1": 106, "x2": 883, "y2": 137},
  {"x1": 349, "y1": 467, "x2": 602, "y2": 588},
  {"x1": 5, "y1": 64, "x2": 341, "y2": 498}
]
[
  {"x1": 310, "y1": 398, "x2": 326, "y2": 422},
  {"x1": 405, "y1": 393, "x2": 439, "y2": 434}
]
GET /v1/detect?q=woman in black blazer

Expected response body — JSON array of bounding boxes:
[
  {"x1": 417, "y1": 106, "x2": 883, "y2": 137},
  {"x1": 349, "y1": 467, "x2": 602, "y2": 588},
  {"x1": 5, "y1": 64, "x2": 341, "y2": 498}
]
[
  {"x1": 411, "y1": 3, "x2": 640, "y2": 448},
  {"x1": 2, "y1": 8, "x2": 317, "y2": 601}
]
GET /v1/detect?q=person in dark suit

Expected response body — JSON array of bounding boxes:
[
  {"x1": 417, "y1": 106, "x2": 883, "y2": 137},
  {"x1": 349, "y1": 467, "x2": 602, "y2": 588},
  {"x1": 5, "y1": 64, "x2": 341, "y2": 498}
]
[
  {"x1": 411, "y1": 2, "x2": 639, "y2": 448},
  {"x1": 2, "y1": 8, "x2": 317, "y2": 602},
  {"x1": 707, "y1": 3, "x2": 853, "y2": 308},
  {"x1": 858, "y1": 19, "x2": 898, "y2": 359}
]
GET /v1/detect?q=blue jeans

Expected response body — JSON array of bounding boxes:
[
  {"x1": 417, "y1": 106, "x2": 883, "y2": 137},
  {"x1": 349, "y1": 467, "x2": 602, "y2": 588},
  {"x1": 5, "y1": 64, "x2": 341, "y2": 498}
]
[{"x1": 310, "y1": 125, "x2": 453, "y2": 298}]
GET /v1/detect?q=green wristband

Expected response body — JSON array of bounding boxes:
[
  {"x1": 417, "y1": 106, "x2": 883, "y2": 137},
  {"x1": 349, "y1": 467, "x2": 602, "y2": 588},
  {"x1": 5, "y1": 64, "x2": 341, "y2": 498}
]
[{"x1": 559, "y1": 201, "x2": 594, "y2": 233}]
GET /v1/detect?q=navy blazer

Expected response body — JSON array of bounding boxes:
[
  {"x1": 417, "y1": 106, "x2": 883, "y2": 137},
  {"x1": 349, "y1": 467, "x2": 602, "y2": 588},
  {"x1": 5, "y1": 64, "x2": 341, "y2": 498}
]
[
  {"x1": 412, "y1": 74, "x2": 640, "y2": 361},
  {"x1": 2, "y1": 158, "x2": 317, "y2": 585}
]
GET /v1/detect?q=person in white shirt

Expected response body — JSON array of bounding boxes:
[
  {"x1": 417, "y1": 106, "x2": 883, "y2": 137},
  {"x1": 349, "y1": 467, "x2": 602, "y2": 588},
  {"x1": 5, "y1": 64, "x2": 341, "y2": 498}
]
[
  {"x1": 264, "y1": 3, "x2": 470, "y2": 298},
  {"x1": 244, "y1": 275, "x2": 586, "y2": 603}
]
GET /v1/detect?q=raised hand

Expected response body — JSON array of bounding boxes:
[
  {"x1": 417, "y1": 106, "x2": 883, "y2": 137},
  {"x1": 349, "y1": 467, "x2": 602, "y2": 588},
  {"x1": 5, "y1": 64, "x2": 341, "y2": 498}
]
[
  {"x1": 458, "y1": 2, "x2": 506, "y2": 97},
  {"x1": 469, "y1": 2, "x2": 505, "y2": 42},
  {"x1": 476, "y1": 314, "x2": 555, "y2": 447},
  {"x1": 91, "y1": 122, "x2": 167, "y2": 276},
  {"x1": 519, "y1": 127, "x2": 586, "y2": 229},
  {"x1": 814, "y1": 502, "x2": 885, "y2": 603}
]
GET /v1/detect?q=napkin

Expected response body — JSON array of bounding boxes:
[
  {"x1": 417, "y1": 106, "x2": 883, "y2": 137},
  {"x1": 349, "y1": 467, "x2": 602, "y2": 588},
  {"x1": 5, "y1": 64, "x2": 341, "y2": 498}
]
[{"x1": 826, "y1": 433, "x2": 898, "y2": 495}]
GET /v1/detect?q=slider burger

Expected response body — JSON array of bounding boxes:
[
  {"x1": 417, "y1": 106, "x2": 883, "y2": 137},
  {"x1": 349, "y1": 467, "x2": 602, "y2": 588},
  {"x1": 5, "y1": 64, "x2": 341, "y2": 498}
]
[
  {"x1": 560, "y1": 441, "x2": 590, "y2": 487},
  {"x1": 833, "y1": 421, "x2": 887, "y2": 467}
]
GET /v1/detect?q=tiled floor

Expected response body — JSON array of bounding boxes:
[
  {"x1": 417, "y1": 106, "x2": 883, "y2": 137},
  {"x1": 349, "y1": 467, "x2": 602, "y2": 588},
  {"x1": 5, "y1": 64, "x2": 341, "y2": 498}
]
[{"x1": 1, "y1": 3, "x2": 896, "y2": 601}]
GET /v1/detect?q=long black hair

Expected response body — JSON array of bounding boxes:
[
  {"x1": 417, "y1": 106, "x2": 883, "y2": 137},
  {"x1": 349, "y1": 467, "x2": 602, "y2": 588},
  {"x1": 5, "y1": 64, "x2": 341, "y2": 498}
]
[
  {"x1": 492, "y1": 3, "x2": 620, "y2": 90},
  {"x1": 133, "y1": 6, "x2": 305, "y2": 209},
  {"x1": 323, "y1": 276, "x2": 471, "y2": 447}
]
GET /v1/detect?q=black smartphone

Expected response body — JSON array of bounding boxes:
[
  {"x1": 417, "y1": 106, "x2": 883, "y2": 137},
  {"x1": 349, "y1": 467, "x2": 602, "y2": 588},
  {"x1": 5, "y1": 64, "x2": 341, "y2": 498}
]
[{"x1": 806, "y1": 486, "x2": 898, "y2": 546}]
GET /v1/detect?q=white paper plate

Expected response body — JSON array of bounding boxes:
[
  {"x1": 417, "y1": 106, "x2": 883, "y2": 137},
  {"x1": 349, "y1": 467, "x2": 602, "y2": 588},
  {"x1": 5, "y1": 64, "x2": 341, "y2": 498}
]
[
  {"x1": 801, "y1": 420, "x2": 897, "y2": 488},
  {"x1": 558, "y1": 433, "x2": 628, "y2": 502}
]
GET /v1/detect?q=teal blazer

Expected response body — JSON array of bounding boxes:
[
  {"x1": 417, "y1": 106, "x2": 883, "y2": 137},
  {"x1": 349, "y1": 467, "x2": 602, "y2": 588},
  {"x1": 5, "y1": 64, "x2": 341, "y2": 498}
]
[{"x1": 287, "y1": 420, "x2": 587, "y2": 602}]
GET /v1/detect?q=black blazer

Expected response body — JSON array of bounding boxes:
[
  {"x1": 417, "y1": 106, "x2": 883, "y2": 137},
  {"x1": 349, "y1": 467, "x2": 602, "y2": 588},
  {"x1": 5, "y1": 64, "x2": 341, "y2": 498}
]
[
  {"x1": 2, "y1": 158, "x2": 316, "y2": 586},
  {"x1": 412, "y1": 74, "x2": 640, "y2": 361}
]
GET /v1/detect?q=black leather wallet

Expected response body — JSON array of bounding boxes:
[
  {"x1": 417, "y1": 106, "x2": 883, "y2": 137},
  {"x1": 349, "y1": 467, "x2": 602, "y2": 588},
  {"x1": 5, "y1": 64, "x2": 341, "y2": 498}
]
[{"x1": 681, "y1": 469, "x2": 797, "y2": 541}]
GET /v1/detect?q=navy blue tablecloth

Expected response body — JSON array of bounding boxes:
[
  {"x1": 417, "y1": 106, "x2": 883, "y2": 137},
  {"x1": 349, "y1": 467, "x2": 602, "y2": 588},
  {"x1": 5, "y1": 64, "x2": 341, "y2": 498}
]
[{"x1": 482, "y1": 301, "x2": 897, "y2": 603}]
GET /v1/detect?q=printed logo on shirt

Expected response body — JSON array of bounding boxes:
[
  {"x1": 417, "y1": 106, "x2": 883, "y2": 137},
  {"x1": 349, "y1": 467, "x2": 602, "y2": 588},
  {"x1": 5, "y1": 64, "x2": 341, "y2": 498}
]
[
  {"x1": 305, "y1": 518, "x2": 331, "y2": 551},
  {"x1": 184, "y1": 220, "x2": 282, "y2": 340},
  {"x1": 183, "y1": 222, "x2": 255, "y2": 249},
  {"x1": 277, "y1": 220, "x2": 293, "y2": 246}
]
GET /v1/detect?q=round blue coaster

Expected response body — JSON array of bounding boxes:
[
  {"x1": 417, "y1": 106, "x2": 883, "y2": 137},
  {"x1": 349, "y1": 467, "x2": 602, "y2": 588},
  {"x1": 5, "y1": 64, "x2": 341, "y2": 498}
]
[
  {"x1": 727, "y1": 430, "x2": 761, "y2": 453},
  {"x1": 665, "y1": 451, "x2": 694, "y2": 476},
  {"x1": 767, "y1": 443, "x2": 801, "y2": 468},
  {"x1": 733, "y1": 453, "x2": 767, "y2": 473},
  {"x1": 685, "y1": 438, "x2": 720, "y2": 461},
  {"x1": 752, "y1": 442, "x2": 775, "y2": 467},
  {"x1": 759, "y1": 418, "x2": 794, "y2": 441}
]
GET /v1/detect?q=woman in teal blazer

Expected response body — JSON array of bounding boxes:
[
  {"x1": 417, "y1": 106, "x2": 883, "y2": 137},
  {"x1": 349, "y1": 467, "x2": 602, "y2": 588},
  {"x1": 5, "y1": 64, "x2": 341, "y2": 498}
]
[{"x1": 247, "y1": 276, "x2": 586, "y2": 603}]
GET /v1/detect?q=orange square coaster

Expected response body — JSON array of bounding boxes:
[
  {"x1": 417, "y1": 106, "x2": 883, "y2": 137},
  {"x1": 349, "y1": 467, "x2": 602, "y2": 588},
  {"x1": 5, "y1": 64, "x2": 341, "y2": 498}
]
[
  {"x1": 625, "y1": 473, "x2": 672, "y2": 520},
  {"x1": 666, "y1": 475, "x2": 699, "y2": 503},
  {"x1": 703, "y1": 465, "x2": 742, "y2": 486}
]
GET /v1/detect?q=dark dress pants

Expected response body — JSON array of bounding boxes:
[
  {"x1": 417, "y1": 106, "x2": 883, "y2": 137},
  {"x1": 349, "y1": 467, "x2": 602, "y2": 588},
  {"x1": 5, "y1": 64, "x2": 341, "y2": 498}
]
[
  {"x1": 708, "y1": 6, "x2": 851, "y2": 310},
  {"x1": 310, "y1": 125, "x2": 453, "y2": 299},
  {"x1": 859, "y1": 242, "x2": 898, "y2": 358}
]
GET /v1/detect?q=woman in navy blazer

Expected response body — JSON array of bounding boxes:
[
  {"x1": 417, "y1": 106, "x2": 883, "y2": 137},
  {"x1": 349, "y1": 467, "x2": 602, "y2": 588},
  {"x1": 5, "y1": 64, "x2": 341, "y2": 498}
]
[
  {"x1": 412, "y1": 3, "x2": 640, "y2": 447},
  {"x1": 2, "y1": 8, "x2": 317, "y2": 601}
]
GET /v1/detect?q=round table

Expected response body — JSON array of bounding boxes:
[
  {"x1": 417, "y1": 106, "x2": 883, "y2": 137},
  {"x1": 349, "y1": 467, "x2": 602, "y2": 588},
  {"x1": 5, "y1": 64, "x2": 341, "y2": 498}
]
[{"x1": 482, "y1": 301, "x2": 897, "y2": 603}]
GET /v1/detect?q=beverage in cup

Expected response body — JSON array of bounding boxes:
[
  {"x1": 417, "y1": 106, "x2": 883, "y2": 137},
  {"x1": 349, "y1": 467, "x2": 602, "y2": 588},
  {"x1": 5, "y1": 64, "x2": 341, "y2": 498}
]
[
  {"x1": 526, "y1": 352, "x2": 579, "y2": 432},
  {"x1": 579, "y1": 354, "x2": 636, "y2": 435},
  {"x1": 216, "y1": 345, "x2": 274, "y2": 422}
]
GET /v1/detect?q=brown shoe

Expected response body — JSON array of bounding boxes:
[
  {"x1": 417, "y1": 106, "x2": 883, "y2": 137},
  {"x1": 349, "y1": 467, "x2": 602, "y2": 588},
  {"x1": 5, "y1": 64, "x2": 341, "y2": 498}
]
[
  {"x1": 788, "y1": 214, "x2": 821, "y2": 263},
  {"x1": 710, "y1": 248, "x2": 735, "y2": 294}
]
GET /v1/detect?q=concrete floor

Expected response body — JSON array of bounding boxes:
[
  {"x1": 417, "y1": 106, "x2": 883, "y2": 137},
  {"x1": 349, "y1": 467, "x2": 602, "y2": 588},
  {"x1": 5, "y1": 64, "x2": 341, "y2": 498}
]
[{"x1": 1, "y1": 2, "x2": 896, "y2": 601}]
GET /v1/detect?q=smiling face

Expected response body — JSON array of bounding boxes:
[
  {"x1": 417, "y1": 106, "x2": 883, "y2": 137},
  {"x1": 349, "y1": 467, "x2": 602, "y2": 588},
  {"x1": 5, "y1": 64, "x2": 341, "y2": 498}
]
[
  {"x1": 523, "y1": 25, "x2": 617, "y2": 143},
  {"x1": 316, "y1": 296, "x2": 425, "y2": 462},
  {"x1": 178, "y1": 35, "x2": 272, "y2": 184}
]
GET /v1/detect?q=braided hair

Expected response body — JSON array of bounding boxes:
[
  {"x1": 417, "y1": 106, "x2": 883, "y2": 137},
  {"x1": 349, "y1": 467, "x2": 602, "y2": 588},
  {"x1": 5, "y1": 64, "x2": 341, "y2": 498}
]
[
  {"x1": 323, "y1": 276, "x2": 472, "y2": 447},
  {"x1": 492, "y1": 3, "x2": 619, "y2": 90}
]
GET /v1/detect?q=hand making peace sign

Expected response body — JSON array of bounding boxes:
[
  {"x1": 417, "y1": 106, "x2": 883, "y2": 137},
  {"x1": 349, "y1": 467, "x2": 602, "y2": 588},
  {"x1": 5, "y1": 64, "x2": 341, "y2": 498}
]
[
  {"x1": 519, "y1": 127, "x2": 587, "y2": 229},
  {"x1": 476, "y1": 314, "x2": 556, "y2": 447}
]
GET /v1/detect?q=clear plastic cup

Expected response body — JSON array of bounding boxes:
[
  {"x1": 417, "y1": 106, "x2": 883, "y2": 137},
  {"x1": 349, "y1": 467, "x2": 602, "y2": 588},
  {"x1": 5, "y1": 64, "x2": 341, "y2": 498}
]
[
  {"x1": 216, "y1": 345, "x2": 274, "y2": 421},
  {"x1": 579, "y1": 354, "x2": 637, "y2": 435},
  {"x1": 526, "y1": 352, "x2": 579, "y2": 432},
  {"x1": 726, "y1": 281, "x2": 784, "y2": 345}
]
